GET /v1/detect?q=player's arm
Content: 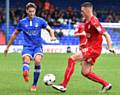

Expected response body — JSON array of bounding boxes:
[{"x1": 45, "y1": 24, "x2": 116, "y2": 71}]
[
  {"x1": 74, "y1": 31, "x2": 86, "y2": 37},
  {"x1": 91, "y1": 17, "x2": 115, "y2": 54},
  {"x1": 74, "y1": 24, "x2": 86, "y2": 37},
  {"x1": 46, "y1": 25, "x2": 56, "y2": 41},
  {"x1": 103, "y1": 32, "x2": 115, "y2": 54},
  {"x1": 4, "y1": 30, "x2": 20, "y2": 56}
]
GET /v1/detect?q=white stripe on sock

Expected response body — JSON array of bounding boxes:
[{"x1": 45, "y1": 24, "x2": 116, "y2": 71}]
[
  {"x1": 34, "y1": 69, "x2": 41, "y2": 73},
  {"x1": 24, "y1": 64, "x2": 29, "y2": 68}
]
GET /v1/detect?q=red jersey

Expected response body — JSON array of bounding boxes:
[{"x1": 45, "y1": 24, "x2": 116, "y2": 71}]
[
  {"x1": 80, "y1": 16, "x2": 107, "y2": 64},
  {"x1": 84, "y1": 16, "x2": 106, "y2": 53}
]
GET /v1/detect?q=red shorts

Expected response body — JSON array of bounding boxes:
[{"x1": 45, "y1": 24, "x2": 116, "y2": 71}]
[{"x1": 81, "y1": 47, "x2": 101, "y2": 65}]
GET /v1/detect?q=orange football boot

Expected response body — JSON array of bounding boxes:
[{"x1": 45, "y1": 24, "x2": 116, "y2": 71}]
[{"x1": 23, "y1": 70, "x2": 29, "y2": 82}]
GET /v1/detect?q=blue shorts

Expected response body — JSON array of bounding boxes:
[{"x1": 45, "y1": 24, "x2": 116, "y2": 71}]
[{"x1": 22, "y1": 46, "x2": 43, "y2": 59}]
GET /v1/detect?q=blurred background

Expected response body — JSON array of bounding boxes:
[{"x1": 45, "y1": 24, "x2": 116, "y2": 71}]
[{"x1": 0, "y1": 0, "x2": 120, "y2": 53}]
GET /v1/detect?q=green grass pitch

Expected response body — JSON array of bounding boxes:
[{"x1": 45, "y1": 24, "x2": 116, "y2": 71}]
[{"x1": 0, "y1": 53, "x2": 120, "y2": 95}]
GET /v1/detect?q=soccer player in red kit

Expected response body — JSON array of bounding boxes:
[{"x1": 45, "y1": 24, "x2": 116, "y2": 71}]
[{"x1": 52, "y1": 2, "x2": 115, "y2": 93}]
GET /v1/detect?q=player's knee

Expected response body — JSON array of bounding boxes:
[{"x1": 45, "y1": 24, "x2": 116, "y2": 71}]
[
  {"x1": 35, "y1": 57, "x2": 41, "y2": 64},
  {"x1": 35, "y1": 60, "x2": 41, "y2": 64},
  {"x1": 70, "y1": 52, "x2": 83, "y2": 62},
  {"x1": 34, "y1": 58, "x2": 42, "y2": 64},
  {"x1": 34, "y1": 55, "x2": 42, "y2": 64},
  {"x1": 68, "y1": 57, "x2": 74, "y2": 61},
  {"x1": 23, "y1": 56, "x2": 31, "y2": 63},
  {"x1": 70, "y1": 55, "x2": 77, "y2": 61}
]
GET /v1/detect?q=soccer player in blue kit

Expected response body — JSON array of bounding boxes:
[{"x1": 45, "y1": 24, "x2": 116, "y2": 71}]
[{"x1": 4, "y1": 2, "x2": 56, "y2": 91}]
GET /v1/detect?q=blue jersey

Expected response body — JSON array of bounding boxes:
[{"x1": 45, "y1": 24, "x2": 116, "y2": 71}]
[{"x1": 17, "y1": 16, "x2": 48, "y2": 46}]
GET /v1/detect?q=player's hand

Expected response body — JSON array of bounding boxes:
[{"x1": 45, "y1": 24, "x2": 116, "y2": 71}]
[
  {"x1": 108, "y1": 49, "x2": 116, "y2": 54},
  {"x1": 4, "y1": 48, "x2": 9, "y2": 56},
  {"x1": 50, "y1": 37, "x2": 56, "y2": 41}
]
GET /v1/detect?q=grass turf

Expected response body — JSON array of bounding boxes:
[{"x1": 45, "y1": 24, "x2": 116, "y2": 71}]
[{"x1": 0, "y1": 53, "x2": 120, "y2": 95}]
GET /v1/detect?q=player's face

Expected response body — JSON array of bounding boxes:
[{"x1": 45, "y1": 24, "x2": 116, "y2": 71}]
[
  {"x1": 81, "y1": 7, "x2": 87, "y2": 18},
  {"x1": 81, "y1": 7, "x2": 91, "y2": 18},
  {"x1": 26, "y1": 7, "x2": 36, "y2": 19}
]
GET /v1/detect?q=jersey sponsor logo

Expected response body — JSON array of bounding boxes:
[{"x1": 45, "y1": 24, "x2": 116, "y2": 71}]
[{"x1": 26, "y1": 30, "x2": 38, "y2": 36}]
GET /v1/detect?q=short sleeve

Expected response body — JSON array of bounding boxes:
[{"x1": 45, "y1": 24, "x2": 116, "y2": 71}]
[
  {"x1": 91, "y1": 16, "x2": 106, "y2": 34},
  {"x1": 41, "y1": 18, "x2": 48, "y2": 29},
  {"x1": 16, "y1": 21, "x2": 22, "y2": 31}
]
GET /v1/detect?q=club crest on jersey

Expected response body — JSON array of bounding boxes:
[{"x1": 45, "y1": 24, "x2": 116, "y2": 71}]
[
  {"x1": 35, "y1": 23, "x2": 38, "y2": 27},
  {"x1": 25, "y1": 24, "x2": 28, "y2": 28}
]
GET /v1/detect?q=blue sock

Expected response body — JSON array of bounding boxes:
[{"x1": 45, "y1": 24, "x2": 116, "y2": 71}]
[
  {"x1": 33, "y1": 64, "x2": 41, "y2": 86},
  {"x1": 23, "y1": 62, "x2": 29, "y2": 71}
]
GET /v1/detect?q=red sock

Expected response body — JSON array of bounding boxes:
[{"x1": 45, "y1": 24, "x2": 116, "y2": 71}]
[
  {"x1": 85, "y1": 72, "x2": 109, "y2": 86},
  {"x1": 62, "y1": 57, "x2": 76, "y2": 88}
]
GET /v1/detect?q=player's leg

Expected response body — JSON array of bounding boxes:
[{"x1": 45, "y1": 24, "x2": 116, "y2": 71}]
[
  {"x1": 61, "y1": 52, "x2": 83, "y2": 87},
  {"x1": 81, "y1": 61, "x2": 112, "y2": 93},
  {"x1": 52, "y1": 51, "x2": 83, "y2": 92},
  {"x1": 22, "y1": 56, "x2": 31, "y2": 82},
  {"x1": 31, "y1": 47, "x2": 43, "y2": 91},
  {"x1": 22, "y1": 47, "x2": 33, "y2": 82},
  {"x1": 31, "y1": 54, "x2": 42, "y2": 91}
]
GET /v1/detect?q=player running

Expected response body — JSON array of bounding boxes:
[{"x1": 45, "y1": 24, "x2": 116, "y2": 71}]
[
  {"x1": 52, "y1": 2, "x2": 115, "y2": 93},
  {"x1": 4, "y1": 2, "x2": 56, "y2": 92}
]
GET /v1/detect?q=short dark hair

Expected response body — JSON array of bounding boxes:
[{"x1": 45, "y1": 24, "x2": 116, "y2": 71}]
[
  {"x1": 81, "y1": 2, "x2": 93, "y2": 8},
  {"x1": 26, "y1": 2, "x2": 37, "y2": 10}
]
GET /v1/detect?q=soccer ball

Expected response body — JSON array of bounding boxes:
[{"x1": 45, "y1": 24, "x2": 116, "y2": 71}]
[{"x1": 43, "y1": 74, "x2": 56, "y2": 86}]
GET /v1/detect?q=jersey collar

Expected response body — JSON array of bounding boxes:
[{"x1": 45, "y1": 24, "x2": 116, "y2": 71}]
[{"x1": 26, "y1": 16, "x2": 36, "y2": 21}]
